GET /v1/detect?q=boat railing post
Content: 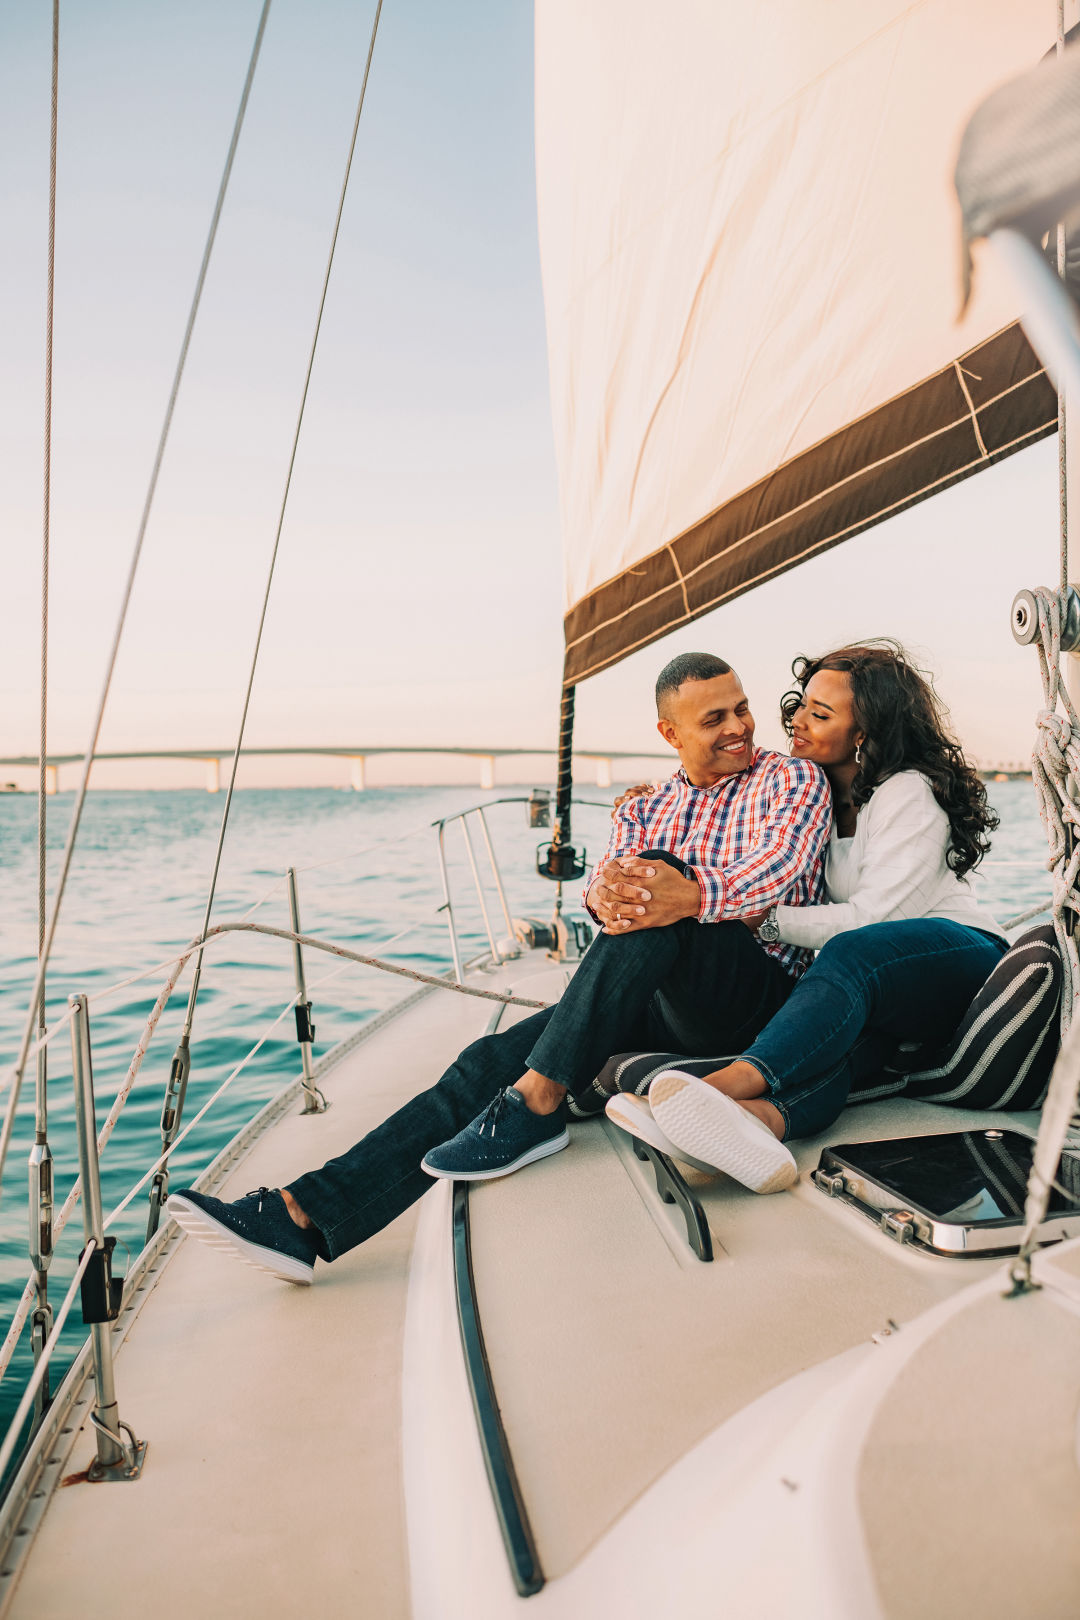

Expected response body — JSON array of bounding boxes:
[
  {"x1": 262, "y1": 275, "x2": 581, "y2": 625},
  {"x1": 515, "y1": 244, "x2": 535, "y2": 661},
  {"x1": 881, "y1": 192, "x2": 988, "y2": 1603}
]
[
  {"x1": 474, "y1": 808, "x2": 520, "y2": 958},
  {"x1": 69, "y1": 994, "x2": 147, "y2": 1481},
  {"x1": 286, "y1": 867, "x2": 325, "y2": 1114},
  {"x1": 436, "y1": 821, "x2": 464, "y2": 984},
  {"x1": 460, "y1": 815, "x2": 501, "y2": 963}
]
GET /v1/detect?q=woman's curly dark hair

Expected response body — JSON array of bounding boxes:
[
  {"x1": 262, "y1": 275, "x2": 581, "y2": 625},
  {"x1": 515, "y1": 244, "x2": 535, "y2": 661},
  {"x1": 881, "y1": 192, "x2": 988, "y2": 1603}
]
[{"x1": 780, "y1": 640, "x2": 998, "y2": 879}]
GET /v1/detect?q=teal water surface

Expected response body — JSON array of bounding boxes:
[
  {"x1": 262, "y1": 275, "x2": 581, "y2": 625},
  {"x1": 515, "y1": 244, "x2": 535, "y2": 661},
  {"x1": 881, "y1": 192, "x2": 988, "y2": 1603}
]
[{"x1": 0, "y1": 780, "x2": 1053, "y2": 1444}]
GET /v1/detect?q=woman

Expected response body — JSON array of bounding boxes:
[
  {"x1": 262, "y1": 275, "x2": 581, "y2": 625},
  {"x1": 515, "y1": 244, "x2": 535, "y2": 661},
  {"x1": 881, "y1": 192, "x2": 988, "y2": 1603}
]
[{"x1": 605, "y1": 641, "x2": 1009, "y2": 1195}]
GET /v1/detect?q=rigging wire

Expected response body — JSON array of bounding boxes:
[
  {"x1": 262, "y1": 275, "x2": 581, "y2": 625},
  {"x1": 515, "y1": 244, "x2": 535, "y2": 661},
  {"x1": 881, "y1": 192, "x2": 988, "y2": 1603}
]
[
  {"x1": 28, "y1": 0, "x2": 62, "y2": 1408},
  {"x1": 37, "y1": 0, "x2": 58, "y2": 1139},
  {"x1": 175, "y1": 0, "x2": 385, "y2": 1060},
  {"x1": 0, "y1": 0, "x2": 273, "y2": 1204},
  {"x1": 0, "y1": 1243, "x2": 97, "y2": 1484},
  {"x1": 0, "y1": 913, "x2": 514, "y2": 1382}
]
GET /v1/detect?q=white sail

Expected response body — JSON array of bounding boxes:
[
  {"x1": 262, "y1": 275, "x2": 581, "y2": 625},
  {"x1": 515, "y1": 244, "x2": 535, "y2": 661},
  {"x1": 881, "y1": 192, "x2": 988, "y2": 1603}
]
[{"x1": 536, "y1": 0, "x2": 1058, "y2": 683}]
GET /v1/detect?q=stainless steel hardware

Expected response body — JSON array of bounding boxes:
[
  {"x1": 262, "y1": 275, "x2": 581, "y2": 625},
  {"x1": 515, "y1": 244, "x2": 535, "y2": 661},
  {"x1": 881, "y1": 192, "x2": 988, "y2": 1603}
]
[
  {"x1": 287, "y1": 867, "x2": 326, "y2": 1114},
  {"x1": 881, "y1": 1209, "x2": 915, "y2": 1244},
  {"x1": 69, "y1": 994, "x2": 147, "y2": 1482}
]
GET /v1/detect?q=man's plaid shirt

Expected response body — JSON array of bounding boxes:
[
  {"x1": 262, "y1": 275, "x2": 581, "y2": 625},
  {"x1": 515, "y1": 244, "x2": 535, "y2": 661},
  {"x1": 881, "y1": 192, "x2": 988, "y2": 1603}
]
[{"x1": 586, "y1": 748, "x2": 832, "y2": 978}]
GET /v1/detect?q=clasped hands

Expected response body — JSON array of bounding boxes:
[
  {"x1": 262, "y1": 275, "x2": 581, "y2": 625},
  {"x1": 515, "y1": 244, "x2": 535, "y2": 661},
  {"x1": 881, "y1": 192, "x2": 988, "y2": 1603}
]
[{"x1": 587, "y1": 855, "x2": 701, "y2": 934}]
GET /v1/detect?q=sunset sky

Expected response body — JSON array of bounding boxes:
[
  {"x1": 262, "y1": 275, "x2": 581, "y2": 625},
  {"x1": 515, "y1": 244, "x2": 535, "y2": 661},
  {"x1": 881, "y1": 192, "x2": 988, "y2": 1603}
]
[{"x1": 1, "y1": 0, "x2": 1064, "y2": 791}]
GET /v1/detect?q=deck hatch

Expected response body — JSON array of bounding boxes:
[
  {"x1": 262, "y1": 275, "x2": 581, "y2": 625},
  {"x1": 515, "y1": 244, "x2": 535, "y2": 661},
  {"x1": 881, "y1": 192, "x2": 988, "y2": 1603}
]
[{"x1": 813, "y1": 1130, "x2": 1080, "y2": 1257}]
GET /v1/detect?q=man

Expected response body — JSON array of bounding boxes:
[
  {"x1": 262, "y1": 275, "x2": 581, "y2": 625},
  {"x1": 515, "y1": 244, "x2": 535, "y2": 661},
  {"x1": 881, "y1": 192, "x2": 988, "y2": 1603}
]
[{"x1": 168, "y1": 652, "x2": 830, "y2": 1284}]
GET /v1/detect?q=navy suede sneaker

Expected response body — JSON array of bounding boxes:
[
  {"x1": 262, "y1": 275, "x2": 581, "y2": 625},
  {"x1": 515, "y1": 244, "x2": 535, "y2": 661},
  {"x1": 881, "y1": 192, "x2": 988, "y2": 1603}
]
[
  {"x1": 421, "y1": 1087, "x2": 570, "y2": 1181},
  {"x1": 167, "y1": 1186, "x2": 320, "y2": 1285}
]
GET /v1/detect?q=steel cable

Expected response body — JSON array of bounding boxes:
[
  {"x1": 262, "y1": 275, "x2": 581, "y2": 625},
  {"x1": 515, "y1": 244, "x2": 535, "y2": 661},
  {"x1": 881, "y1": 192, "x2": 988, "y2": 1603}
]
[
  {"x1": 0, "y1": 1244, "x2": 96, "y2": 1481},
  {"x1": 37, "y1": 0, "x2": 58, "y2": 1132},
  {"x1": 0, "y1": 0, "x2": 274, "y2": 1204},
  {"x1": 0, "y1": 917, "x2": 491, "y2": 1382},
  {"x1": 176, "y1": 0, "x2": 385, "y2": 1056}
]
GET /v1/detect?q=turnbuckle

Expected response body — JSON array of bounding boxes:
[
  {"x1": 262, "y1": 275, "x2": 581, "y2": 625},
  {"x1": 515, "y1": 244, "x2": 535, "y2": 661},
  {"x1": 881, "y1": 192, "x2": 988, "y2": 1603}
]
[
  {"x1": 29, "y1": 1139, "x2": 54, "y2": 1275},
  {"x1": 146, "y1": 1037, "x2": 191, "y2": 1241}
]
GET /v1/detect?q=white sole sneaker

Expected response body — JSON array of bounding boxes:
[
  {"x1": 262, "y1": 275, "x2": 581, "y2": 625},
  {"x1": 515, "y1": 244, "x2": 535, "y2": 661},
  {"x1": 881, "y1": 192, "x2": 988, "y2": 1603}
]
[
  {"x1": 420, "y1": 1129, "x2": 570, "y2": 1182},
  {"x1": 604, "y1": 1093, "x2": 718, "y2": 1176},
  {"x1": 648, "y1": 1071, "x2": 797, "y2": 1195},
  {"x1": 167, "y1": 1194, "x2": 315, "y2": 1286}
]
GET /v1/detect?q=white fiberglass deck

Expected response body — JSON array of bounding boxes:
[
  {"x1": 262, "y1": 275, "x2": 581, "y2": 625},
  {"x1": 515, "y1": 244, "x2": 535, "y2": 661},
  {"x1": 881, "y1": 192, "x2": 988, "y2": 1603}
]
[
  {"x1": 4, "y1": 947, "x2": 1055, "y2": 1618},
  {"x1": 8, "y1": 966, "x2": 501, "y2": 1620}
]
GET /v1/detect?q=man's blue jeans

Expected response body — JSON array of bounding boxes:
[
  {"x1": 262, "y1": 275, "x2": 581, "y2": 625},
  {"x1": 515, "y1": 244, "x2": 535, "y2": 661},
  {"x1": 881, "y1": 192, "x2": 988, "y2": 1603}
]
[
  {"x1": 743, "y1": 918, "x2": 1008, "y2": 1140},
  {"x1": 288, "y1": 851, "x2": 793, "y2": 1259}
]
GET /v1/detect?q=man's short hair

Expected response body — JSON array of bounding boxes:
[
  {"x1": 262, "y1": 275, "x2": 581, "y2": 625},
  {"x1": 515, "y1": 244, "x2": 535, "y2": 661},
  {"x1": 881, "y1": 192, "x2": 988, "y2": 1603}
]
[{"x1": 655, "y1": 652, "x2": 733, "y2": 714}]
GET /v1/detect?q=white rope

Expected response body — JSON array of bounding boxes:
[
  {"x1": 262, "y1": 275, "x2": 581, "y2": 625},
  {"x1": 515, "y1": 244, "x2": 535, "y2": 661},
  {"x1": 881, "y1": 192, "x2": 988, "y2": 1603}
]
[
  {"x1": 1013, "y1": 1006, "x2": 1080, "y2": 1285},
  {"x1": 0, "y1": 919, "x2": 547, "y2": 1201},
  {"x1": 79, "y1": 877, "x2": 284, "y2": 1014},
  {"x1": 101, "y1": 987, "x2": 314, "y2": 1230},
  {"x1": 0, "y1": 952, "x2": 189, "y2": 1382},
  {"x1": 1003, "y1": 899, "x2": 1052, "y2": 929},
  {"x1": 1028, "y1": 585, "x2": 1080, "y2": 1033},
  {"x1": 0, "y1": 935, "x2": 415, "y2": 1384},
  {"x1": 0, "y1": 0, "x2": 273, "y2": 1205},
  {"x1": 1010, "y1": 581, "x2": 1080, "y2": 1287}
]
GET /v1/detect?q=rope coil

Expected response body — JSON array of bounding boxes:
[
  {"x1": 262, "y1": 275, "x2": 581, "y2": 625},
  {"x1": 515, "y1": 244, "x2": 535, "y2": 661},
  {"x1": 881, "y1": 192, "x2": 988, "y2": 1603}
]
[
  {"x1": 1028, "y1": 585, "x2": 1080, "y2": 1032},
  {"x1": 1010, "y1": 583, "x2": 1080, "y2": 1286}
]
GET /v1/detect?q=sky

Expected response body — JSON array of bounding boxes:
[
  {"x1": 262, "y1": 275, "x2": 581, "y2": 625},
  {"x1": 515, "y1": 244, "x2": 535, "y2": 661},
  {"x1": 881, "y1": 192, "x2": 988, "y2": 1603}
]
[{"x1": 0, "y1": 0, "x2": 1066, "y2": 791}]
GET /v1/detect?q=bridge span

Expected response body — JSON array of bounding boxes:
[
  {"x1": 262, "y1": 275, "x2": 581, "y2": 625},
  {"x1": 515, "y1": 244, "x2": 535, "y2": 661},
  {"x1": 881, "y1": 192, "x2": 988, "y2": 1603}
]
[
  {"x1": 0, "y1": 745, "x2": 1032, "y2": 794},
  {"x1": 0, "y1": 745, "x2": 675, "y2": 794}
]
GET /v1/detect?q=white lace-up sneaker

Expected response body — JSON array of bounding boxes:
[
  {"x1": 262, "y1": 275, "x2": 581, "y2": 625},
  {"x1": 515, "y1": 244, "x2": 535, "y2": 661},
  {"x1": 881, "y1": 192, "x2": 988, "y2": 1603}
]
[
  {"x1": 648, "y1": 1070, "x2": 798, "y2": 1194},
  {"x1": 604, "y1": 1092, "x2": 719, "y2": 1176}
]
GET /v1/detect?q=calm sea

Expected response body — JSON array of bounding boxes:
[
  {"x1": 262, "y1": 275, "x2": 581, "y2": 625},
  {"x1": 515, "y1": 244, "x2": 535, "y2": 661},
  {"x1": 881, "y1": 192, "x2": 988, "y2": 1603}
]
[{"x1": 0, "y1": 780, "x2": 1052, "y2": 1439}]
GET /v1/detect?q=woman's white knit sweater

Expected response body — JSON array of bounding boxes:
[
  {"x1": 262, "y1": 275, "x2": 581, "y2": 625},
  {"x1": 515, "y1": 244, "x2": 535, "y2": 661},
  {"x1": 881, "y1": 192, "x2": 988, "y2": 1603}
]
[{"x1": 775, "y1": 769, "x2": 1004, "y2": 951}]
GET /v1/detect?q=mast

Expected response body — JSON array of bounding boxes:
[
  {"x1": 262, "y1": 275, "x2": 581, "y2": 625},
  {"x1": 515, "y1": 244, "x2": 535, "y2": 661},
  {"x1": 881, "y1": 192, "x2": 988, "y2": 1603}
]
[{"x1": 537, "y1": 678, "x2": 584, "y2": 883}]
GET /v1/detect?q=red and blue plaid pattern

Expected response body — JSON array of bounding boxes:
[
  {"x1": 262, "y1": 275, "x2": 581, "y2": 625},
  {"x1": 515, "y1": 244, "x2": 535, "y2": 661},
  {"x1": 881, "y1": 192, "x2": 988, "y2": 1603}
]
[{"x1": 586, "y1": 748, "x2": 831, "y2": 977}]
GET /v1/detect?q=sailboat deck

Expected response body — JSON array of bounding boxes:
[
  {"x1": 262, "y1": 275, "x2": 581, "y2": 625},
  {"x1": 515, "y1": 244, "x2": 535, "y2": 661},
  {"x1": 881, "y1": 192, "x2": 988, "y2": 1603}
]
[
  {"x1": 8, "y1": 968, "x2": 500, "y2": 1620},
  {"x1": 469, "y1": 1044, "x2": 1034, "y2": 1581},
  {"x1": 6, "y1": 949, "x2": 1044, "y2": 1617},
  {"x1": 857, "y1": 1281, "x2": 1080, "y2": 1620}
]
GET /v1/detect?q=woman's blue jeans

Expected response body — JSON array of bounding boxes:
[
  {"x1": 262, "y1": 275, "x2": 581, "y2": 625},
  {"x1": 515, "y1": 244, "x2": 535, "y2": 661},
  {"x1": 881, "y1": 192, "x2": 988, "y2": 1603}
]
[
  {"x1": 288, "y1": 852, "x2": 793, "y2": 1260},
  {"x1": 743, "y1": 919, "x2": 1007, "y2": 1140}
]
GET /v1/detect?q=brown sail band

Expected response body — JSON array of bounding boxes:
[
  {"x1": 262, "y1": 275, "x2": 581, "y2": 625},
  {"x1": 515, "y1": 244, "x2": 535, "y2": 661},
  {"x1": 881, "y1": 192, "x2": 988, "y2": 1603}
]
[{"x1": 563, "y1": 321, "x2": 1055, "y2": 686}]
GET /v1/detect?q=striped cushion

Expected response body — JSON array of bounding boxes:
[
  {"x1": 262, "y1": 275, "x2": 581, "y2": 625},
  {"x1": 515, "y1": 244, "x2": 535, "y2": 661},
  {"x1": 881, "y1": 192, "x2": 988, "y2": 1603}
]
[
  {"x1": 568, "y1": 1051, "x2": 732, "y2": 1118},
  {"x1": 873, "y1": 925, "x2": 1061, "y2": 1112},
  {"x1": 575, "y1": 928, "x2": 1061, "y2": 1120}
]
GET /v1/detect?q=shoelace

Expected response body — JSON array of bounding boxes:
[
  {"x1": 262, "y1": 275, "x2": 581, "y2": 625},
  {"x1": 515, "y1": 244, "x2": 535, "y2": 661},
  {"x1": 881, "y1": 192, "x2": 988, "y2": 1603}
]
[
  {"x1": 477, "y1": 1091, "x2": 510, "y2": 1138},
  {"x1": 244, "y1": 1186, "x2": 273, "y2": 1212}
]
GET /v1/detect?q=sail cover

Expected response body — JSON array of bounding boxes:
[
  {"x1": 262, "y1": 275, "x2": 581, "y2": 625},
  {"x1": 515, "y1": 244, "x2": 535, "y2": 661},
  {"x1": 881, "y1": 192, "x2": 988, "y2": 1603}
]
[{"x1": 535, "y1": 1, "x2": 1059, "y2": 684}]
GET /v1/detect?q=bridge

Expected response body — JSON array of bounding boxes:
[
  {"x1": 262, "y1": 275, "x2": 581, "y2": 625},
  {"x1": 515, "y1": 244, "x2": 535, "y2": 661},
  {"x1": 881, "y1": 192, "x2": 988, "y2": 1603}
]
[
  {"x1": 0, "y1": 746, "x2": 1032, "y2": 794},
  {"x1": 0, "y1": 745, "x2": 675, "y2": 794}
]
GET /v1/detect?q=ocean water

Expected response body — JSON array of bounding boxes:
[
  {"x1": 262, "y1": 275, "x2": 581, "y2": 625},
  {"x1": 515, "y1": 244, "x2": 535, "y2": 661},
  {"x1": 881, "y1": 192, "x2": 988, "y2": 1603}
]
[{"x1": 0, "y1": 779, "x2": 1053, "y2": 1443}]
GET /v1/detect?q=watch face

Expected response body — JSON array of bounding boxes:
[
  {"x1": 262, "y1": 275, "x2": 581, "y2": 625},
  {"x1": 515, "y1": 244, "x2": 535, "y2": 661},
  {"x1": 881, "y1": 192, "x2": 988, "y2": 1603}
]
[{"x1": 758, "y1": 918, "x2": 780, "y2": 942}]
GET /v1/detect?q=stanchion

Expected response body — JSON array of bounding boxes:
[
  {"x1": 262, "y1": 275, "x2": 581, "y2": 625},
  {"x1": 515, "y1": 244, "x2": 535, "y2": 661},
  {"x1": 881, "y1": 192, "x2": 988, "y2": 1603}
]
[
  {"x1": 286, "y1": 869, "x2": 325, "y2": 1113},
  {"x1": 69, "y1": 994, "x2": 147, "y2": 1480}
]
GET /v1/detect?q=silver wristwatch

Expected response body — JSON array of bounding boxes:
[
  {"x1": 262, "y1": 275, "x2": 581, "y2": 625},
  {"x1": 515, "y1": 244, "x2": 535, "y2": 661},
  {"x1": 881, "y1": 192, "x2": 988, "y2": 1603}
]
[{"x1": 756, "y1": 906, "x2": 781, "y2": 944}]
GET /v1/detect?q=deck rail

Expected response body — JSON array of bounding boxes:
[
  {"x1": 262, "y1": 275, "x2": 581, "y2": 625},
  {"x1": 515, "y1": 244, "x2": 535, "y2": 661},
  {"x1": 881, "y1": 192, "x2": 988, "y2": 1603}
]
[{"x1": 0, "y1": 793, "x2": 608, "y2": 1505}]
